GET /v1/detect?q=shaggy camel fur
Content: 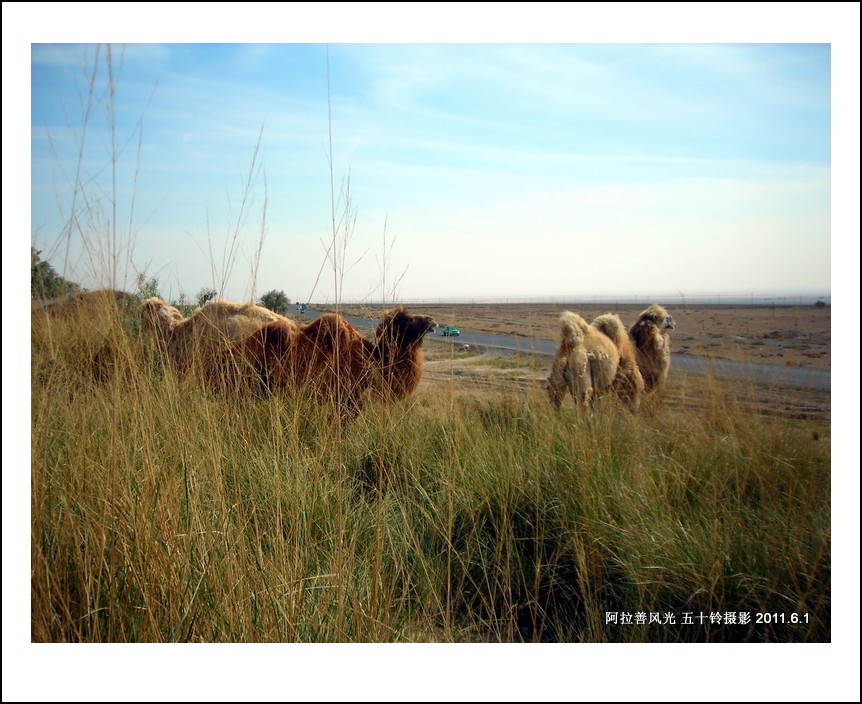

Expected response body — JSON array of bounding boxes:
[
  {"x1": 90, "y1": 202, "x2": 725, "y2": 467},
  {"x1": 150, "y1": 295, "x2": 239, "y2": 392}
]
[
  {"x1": 140, "y1": 297, "x2": 186, "y2": 341},
  {"x1": 591, "y1": 313, "x2": 645, "y2": 411},
  {"x1": 140, "y1": 297, "x2": 293, "y2": 377},
  {"x1": 33, "y1": 289, "x2": 138, "y2": 318},
  {"x1": 231, "y1": 306, "x2": 437, "y2": 415},
  {"x1": 547, "y1": 311, "x2": 621, "y2": 409},
  {"x1": 628, "y1": 304, "x2": 675, "y2": 393},
  {"x1": 32, "y1": 290, "x2": 143, "y2": 384}
]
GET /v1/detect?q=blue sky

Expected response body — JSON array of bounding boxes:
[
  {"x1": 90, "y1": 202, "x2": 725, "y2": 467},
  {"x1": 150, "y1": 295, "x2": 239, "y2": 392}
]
[{"x1": 23, "y1": 19, "x2": 846, "y2": 304}]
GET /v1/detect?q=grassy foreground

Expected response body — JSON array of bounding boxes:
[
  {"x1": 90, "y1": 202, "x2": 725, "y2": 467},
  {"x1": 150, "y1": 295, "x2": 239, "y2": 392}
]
[{"x1": 31, "y1": 296, "x2": 830, "y2": 642}]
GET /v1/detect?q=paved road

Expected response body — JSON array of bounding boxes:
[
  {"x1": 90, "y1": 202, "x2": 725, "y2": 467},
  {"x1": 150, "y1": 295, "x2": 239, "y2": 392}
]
[{"x1": 295, "y1": 308, "x2": 830, "y2": 392}]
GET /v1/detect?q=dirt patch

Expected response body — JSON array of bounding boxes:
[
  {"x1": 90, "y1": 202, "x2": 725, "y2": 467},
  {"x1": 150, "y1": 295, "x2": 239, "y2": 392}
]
[
  {"x1": 420, "y1": 346, "x2": 830, "y2": 426},
  {"x1": 335, "y1": 302, "x2": 831, "y2": 370},
  {"x1": 320, "y1": 302, "x2": 830, "y2": 422}
]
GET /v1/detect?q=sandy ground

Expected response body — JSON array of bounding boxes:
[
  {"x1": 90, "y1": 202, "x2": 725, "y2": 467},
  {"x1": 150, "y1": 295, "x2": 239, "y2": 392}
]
[
  {"x1": 334, "y1": 303, "x2": 831, "y2": 370},
  {"x1": 330, "y1": 302, "x2": 831, "y2": 424}
]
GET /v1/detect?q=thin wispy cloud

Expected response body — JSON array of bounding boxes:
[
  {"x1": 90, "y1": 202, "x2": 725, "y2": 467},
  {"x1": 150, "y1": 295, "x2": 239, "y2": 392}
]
[{"x1": 28, "y1": 38, "x2": 834, "y2": 303}]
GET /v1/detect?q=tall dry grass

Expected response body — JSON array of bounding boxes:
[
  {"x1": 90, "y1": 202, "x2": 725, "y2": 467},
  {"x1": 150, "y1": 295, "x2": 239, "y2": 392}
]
[
  {"x1": 30, "y1": 44, "x2": 830, "y2": 644},
  {"x1": 31, "y1": 295, "x2": 830, "y2": 642}
]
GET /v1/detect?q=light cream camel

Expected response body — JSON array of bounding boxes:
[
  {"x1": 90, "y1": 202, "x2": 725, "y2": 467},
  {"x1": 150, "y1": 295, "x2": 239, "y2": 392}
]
[
  {"x1": 547, "y1": 311, "x2": 621, "y2": 409},
  {"x1": 628, "y1": 304, "x2": 675, "y2": 393}
]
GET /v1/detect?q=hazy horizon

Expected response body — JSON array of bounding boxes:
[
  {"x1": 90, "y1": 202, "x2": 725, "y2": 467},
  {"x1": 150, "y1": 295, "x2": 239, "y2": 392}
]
[{"x1": 302, "y1": 291, "x2": 833, "y2": 307}]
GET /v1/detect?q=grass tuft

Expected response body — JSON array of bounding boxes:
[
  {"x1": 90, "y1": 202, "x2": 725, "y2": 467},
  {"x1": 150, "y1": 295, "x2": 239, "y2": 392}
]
[{"x1": 32, "y1": 303, "x2": 830, "y2": 641}]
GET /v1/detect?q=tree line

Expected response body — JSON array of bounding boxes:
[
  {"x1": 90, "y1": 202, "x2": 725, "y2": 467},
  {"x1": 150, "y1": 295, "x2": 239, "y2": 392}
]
[{"x1": 31, "y1": 248, "x2": 291, "y2": 315}]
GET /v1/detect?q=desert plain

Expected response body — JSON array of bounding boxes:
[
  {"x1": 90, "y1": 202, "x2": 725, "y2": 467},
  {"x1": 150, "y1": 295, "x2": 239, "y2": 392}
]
[{"x1": 331, "y1": 302, "x2": 831, "y2": 425}]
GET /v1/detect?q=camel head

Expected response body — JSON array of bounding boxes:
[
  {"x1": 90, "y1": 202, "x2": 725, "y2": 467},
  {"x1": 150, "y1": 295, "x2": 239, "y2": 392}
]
[
  {"x1": 639, "y1": 304, "x2": 675, "y2": 330},
  {"x1": 140, "y1": 297, "x2": 165, "y2": 326},
  {"x1": 375, "y1": 306, "x2": 437, "y2": 349},
  {"x1": 141, "y1": 297, "x2": 185, "y2": 334}
]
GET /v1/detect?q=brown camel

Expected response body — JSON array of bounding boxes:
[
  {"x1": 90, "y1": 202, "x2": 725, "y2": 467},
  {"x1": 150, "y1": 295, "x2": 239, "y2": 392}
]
[{"x1": 232, "y1": 306, "x2": 437, "y2": 416}]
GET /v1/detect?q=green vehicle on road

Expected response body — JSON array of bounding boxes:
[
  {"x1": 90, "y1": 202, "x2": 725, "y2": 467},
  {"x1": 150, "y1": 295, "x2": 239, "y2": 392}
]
[{"x1": 440, "y1": 325, "x2": 461, "y2": 337}]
